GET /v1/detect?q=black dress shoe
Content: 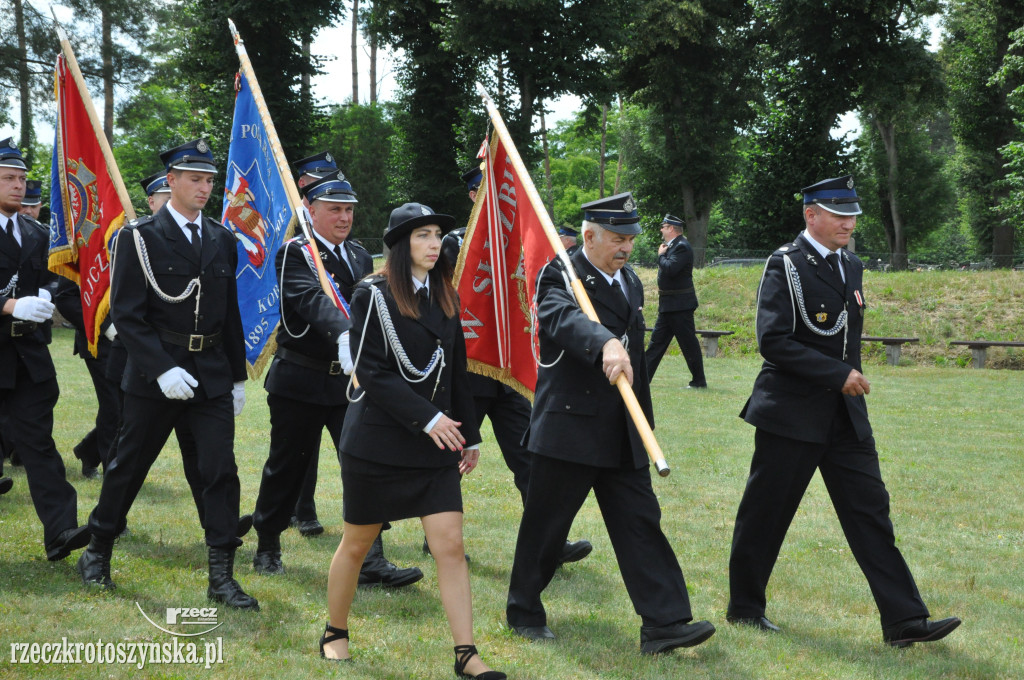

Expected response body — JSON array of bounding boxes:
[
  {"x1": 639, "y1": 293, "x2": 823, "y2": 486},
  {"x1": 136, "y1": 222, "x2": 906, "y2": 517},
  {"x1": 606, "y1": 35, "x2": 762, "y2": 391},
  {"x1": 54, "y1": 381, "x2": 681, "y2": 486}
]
[
  {"x1": 81, "y1": 462, "x2": 100, "y2": 479},
  {"x1": 0, "y1": 476, "x2": 12, "y2": 495},
  {"x1": 640, "y1": 620, "x2": 716, "y2": 654},
  {"x1": 253, "y1": 550, "x2": 285, "y2": 575},
  {"x1": 511, "y1": 624, "x2": 555, "y2": 641},
  {"x1": 297, "y1": 518, "x2": 324, "y2": 537},
  {"x1": 236, "y1": 514, "x2": 253, "y2": 538},
  {"x1": 883, "y1": 616, "x2": 961, "y2": 648},
  {"x1": 687, "y1": 382, "x2": 708, "y2": 389},
  {"x1": 45, "y1": 526, "x2": 92, "y2": 561},
  {"x1": 557, "y1": 539, "x2": 593, "y2": 565},
  {"x1": 77, "y1": 546, "x2": 116, "y2": 590},
  {"x1": 726, "y1": 615, "x2": 781, "y2": 632}
]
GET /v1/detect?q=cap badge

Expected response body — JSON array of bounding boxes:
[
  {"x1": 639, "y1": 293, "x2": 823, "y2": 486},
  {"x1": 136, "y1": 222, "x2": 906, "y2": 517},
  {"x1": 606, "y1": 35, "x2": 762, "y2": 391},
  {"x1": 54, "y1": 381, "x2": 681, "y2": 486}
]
[
  {"x1": 196, "y1": 139, "x2": 209, "y2": 153},
  {"x1": 325, "y1": 153, "x2": 334, "y2": 163},
  {"x1": 846, "y1": 177, "x2": 854, "y2": 189},
  {"x1": 623, "y1": 197, "x2": 636, "y2": 212},
  {"x1": 420, "y1": 205, "x2": 432, "y2": 216}
]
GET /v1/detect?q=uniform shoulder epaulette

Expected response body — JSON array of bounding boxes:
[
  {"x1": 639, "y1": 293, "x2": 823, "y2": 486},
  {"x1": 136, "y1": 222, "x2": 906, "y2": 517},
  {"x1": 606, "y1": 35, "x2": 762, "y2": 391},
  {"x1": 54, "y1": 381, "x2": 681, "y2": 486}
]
[
  {"x1": 283, "y1": 234, "x2": 309, "y2": 246},
  {"x1": 347, "y1": 239, "x2": 369, "y2": 253},
  {"x1": 124, "y1": 215, "x2": 155, "y2": 231},
  {"x1": 773, "y1": 240, "x2": 800, "y2": 256},
  {"x1": 359, "y1": 273, "x2": 386, "y2": 287}
]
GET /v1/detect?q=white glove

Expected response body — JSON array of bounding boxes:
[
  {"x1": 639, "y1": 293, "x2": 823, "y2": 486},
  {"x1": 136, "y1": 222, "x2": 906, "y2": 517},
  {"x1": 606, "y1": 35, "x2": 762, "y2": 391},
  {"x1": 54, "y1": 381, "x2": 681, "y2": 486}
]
[
  {"x1": 12, "y1": 296, "x2": 55, "y2": 322},
  {"x1": 231, "y1": 381, "x2": 246, "y2": 416},
  {"x1": 337, "y1": 331, "x2": 354, "y2": 375},
  {"x1": 103, "y1": 324, "x2": 117, "y2": 341},
  {"x1": 156, "y1": 367, "x2": 198, "y2": 400},
  {"x1": 37, "y1": 288, "x2": 52, "y2": 302}
]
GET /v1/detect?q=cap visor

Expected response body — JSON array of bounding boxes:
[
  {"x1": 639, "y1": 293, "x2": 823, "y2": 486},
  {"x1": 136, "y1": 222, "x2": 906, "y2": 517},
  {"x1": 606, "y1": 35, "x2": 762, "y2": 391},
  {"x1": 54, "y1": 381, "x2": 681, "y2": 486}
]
[
  {"x1": 169, "y1": 162, "x2": 217, "y2": 174},
  {"x1": 602, "y1": 221, "x2": 642, "y2": 236},
  {"x1": 816, "y1": 201, "x2": 861, "y2": 216}
]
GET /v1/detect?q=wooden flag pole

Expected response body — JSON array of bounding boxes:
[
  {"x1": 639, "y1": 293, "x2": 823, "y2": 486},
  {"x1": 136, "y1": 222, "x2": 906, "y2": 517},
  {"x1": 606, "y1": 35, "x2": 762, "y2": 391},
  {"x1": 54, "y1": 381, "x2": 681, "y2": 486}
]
[
  {"x1": 474, "y1": 83, "x2": 670, "y2": 477},
  {"x1": 227, "y1": 18, "x2": 336, "y2": 303},
  {"x1": 52, "y1": 17, "x2": 136, "y2": 222}
]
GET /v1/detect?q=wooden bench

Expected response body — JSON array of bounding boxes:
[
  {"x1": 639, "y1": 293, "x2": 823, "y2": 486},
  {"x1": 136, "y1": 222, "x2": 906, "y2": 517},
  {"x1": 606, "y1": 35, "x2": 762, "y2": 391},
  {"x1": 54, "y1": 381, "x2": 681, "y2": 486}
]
[
  {"x1": 861, "y1": 336, "x2": 919, "y2": 366},
  {"x1": 695, "y1": 330, "x2": 734, "y2": 358},
  {"x1": 949, "y1": 340, "x2": 1024, "y2": 369}
]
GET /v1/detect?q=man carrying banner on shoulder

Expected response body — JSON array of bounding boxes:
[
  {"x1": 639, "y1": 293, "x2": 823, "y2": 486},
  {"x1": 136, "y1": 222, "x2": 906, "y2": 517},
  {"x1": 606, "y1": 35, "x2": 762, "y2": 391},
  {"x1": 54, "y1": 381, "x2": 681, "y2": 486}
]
[
  {"x1": 78, "y1": 139, "x2": 258, "y2": 610},
  {"x1": 506, "y1": 192, "x2": 715, "y2": 654},
  {"x1": 0, "y1": 138, "x2": 91, "y2": 558},
  {"x1": 251, "y1": 170, "x2": 421, "y2": 588}
]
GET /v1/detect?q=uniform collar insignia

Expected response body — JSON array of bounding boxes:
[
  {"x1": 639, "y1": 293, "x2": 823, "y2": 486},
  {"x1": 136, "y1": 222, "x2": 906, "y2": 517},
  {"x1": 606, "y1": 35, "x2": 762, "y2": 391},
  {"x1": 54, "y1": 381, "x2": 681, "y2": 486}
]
[
  {"x1": 805, "y1": 252, "x2": 818, "y2": 266},
  {"x1": 585, "y1": 274, "x2": 596, "y2": 284}
]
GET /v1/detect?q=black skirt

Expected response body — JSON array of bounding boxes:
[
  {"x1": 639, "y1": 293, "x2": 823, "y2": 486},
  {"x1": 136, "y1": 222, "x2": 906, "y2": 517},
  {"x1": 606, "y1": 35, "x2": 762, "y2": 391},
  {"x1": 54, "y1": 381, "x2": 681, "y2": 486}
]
[{"x1": 340, "y1": 451, "x2": 463, "y2": 525}]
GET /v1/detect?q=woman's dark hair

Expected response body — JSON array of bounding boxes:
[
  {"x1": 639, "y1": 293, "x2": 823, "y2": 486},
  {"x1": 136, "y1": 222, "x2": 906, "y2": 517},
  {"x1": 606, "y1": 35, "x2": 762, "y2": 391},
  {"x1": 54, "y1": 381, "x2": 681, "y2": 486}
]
[{"x1": 381, "y1": 230, "x2": 457, "y2": 320}]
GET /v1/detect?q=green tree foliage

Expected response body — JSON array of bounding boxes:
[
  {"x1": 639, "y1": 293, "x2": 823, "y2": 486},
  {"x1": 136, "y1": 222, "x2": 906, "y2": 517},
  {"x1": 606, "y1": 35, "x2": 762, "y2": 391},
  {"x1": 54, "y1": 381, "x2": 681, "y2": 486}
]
[
  {"x1": 370, "y1": 0, "x2": 482, "y2": 217},
  {"x1": 443, "y1": 0, "x2": 623, "y2": 162},
  {"x1": 855, "y1": 2, "x2": 946, "y2": 270},
  {"x1": 312, "y1": 103, "x2": 397, "y2": 242},
  {"x1": 175, "y1": 0, "x2": 345, "y2": 165},
  {"x1": 724, "y1": 0, "x2": 916, "y2": 250},
  {"x1": 542, "y1": 112, "x2": 620, "y2": 228},
  {"x1": 943, "y1": 0, "x2": 1024, "y2": 266},
  {"x1": 991, "y1": 24, "x2": 1024, "y2": 258},
  {"x1": 617, "y1": 0, "x2": 755, "y2": 266}
]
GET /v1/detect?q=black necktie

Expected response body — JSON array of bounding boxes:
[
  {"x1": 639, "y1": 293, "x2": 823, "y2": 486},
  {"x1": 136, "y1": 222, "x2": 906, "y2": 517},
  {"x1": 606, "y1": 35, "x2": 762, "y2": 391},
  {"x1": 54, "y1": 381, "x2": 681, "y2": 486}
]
[
  {"x1": 825, "y1": 253, "x2": 845, "y2": 289},
  {"x1": 417, "y1": 286, "x2": 429, "y2": 304},
  {"x1": 187, "y1": 222, "x2": 202, "y2": 260},
  {"x1": 3, "y1": 216, "x2": 19, "y2": 251},
  {"x1": 334, "y1": 244, "x2": 352, "y2": 276},
  {"x1": 612, "y1": 278, "x2": 630, "y2": 309}
]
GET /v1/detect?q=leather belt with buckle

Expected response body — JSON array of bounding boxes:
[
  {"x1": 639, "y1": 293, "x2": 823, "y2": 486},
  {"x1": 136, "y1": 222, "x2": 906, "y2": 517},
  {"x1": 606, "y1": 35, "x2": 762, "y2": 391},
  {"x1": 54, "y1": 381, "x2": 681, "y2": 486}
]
[
  {"x1": 157, "y1": 328, "x2": 223, "y2": 352},
  {"x1": 276, "y1": 347, "x2": 342, "y2": 375},
  {"x1": 11, "y1": 320, "x2": 39, "y2": 336}
]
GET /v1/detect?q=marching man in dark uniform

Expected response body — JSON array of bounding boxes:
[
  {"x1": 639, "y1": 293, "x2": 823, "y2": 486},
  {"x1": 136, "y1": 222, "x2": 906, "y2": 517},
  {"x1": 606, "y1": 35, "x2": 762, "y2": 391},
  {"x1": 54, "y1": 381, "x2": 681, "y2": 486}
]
[
  {"x1": 645, "y1": 214, "x2": 706, "y2": 387},
  {"x1": 78, "y1": 139, "x2": 258, "y2": 610},
  {"x1": 0, "y1": 138, "x2": 91, "y2": 557},
  {"x1": 440, "y1": 165, "x2": 592, "y2": 566},
  {"x1": 251, "y1": 170, "x2": 421, "y2": 587},
  {"x1": 726, "y1": 175, "x2": 960, "y2": 647},
  {"x1": 506, "y1": 192, "x2": 715, "y2": 654},
  {"x1": 557, "y1": 225, "x2": 580, "y2": 255}
]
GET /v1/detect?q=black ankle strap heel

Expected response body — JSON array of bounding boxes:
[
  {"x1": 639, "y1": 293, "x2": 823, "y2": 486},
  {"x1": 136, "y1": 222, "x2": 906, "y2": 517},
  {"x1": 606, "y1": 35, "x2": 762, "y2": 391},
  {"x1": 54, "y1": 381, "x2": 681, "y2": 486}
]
[
  {"x1": 319, "y1": 622, "x2": 350, "y2": 662},
  {"x1": 453, "y1": 644, "x2": 507, "y2": 679}
]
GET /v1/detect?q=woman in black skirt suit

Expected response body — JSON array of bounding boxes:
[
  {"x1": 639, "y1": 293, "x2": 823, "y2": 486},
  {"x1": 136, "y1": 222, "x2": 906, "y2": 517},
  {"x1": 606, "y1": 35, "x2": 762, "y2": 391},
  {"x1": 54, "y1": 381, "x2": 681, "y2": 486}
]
[{"x1": 319, "y1": 203, "x2": 505, "y2": 679}]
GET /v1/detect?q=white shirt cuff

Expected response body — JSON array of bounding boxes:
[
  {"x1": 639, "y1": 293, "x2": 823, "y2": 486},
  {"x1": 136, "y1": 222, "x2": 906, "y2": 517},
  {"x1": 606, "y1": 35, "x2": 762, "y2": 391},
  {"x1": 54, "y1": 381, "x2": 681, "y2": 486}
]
[{"x1": 423, "y1": 412, "x2": 443, "y2": 433}]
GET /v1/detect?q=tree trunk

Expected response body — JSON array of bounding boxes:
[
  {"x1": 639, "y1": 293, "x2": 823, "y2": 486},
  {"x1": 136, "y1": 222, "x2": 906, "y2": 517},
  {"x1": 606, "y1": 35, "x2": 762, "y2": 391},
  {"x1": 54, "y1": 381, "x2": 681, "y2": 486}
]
[
  {"x1": 613, "y1": 97, "x2": 623, "y2": 194},
  {"x1": 102, "y1": 8, "x2": 114, "y2": 143},
  {"x1": 681, "y1": 182, "x2": 709, "y2": 268},
  {"x1": 874, "y1": 118, "x2": 908, "y2": 270},
  {"x1": 301, "y1": 32, "x2": 311, "y2": 111},
  {"x1": 540, "y1": 106, "x2": 553, "y2": 217},
  {"x1": 14, "y1": 0, "x2": 33, "y2": 166},
  {"x1": 599, "y1": 103, "x2": 608, "y2": 198},
  {"x1": 351, "y1": 0, "x2": 360, "y2": 105},
  {"x1": 368, "y1": 1, "x2": 377, "y2": 105}
]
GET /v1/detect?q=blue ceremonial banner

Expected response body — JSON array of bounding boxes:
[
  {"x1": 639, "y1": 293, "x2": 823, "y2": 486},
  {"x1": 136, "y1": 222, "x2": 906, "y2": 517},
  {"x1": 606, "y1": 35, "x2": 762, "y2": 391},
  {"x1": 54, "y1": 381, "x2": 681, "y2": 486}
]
[{"x1": 221, "y1": 71, "x2": 296, "y2": 378}]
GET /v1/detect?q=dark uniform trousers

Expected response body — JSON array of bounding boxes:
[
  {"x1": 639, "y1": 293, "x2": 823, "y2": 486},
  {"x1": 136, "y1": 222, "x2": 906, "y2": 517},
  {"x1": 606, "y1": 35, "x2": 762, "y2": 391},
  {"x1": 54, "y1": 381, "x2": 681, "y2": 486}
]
[
  {"x1": 728, "y1": 402, "x2": 928, "y2": 627},
  {"x1": 54, "y1": 277, "x2": 120, "y2": 468},
  {"x1": 88, "y1": 209, "x2": 247, "y2": 548},
  {"x1": 253, "y1": 394, "x2": 345, "y2": 535},
  {"x1": 1, "y1": 214, "x2": 80, "y2": 547},
  {"x1": 507, "y1": 448, "x2": 691, "y2": 628},
  {"x1": 106, "y1": 340, "x2": 207, "y2": 524},
  {"x1": 645, "y1": 309, "x2": 705, "y2": 384},
  {"x1": 507, "y1": 251, "x2": 693, "y2": 630},
  {"x1": 90, "y1": 392, "x2": 240, "y2": 547},
  {"x1": 469, "y1": 374, "x2": 532, "y2": 502}
]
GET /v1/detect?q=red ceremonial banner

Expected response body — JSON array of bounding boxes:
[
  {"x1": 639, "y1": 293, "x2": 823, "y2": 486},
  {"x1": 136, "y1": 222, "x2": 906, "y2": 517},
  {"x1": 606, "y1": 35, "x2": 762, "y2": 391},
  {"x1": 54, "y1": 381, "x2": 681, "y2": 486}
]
[
  {"x1": 48, "y1": 53, "x2": 125, "y2": 356},
  {"x1": 454, "y1": 135, "x2": 556, "y2": 398}
]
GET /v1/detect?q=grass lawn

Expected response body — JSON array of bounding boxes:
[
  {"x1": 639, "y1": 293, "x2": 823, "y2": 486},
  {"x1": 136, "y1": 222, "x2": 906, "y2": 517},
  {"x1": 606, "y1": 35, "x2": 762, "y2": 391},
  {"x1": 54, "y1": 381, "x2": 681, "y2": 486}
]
[{"x1": 1, "y1": 327, "x2": 1021, "y2": 679}]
